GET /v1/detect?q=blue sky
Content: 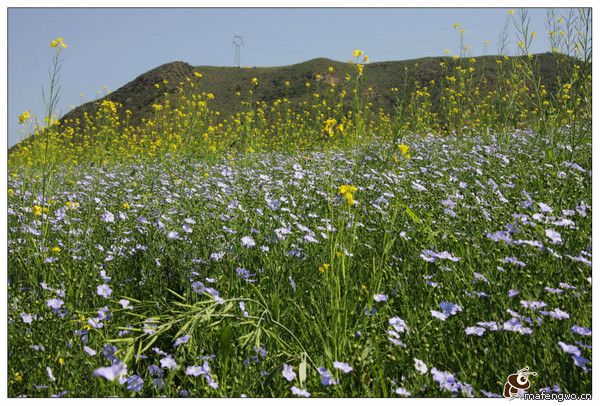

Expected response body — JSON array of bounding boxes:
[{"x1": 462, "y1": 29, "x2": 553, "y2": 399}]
[{"x1": 8, "y1": 7, "x2": 557, "y2": 147}]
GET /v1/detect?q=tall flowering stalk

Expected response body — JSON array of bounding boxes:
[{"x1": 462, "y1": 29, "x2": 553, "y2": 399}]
[
  {"x1": 44, "y1": 37, "x2": 67, "y2": 123},
  {"x1": 39, "y1": 37, "x2": 67, "y2": 246}
]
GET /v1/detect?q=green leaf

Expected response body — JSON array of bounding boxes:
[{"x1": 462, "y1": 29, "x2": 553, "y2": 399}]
[
  {"x1": 405, "y1": 206, "x2": 421, "y2": 223},
  {"x1": 219, "y1": 323, "x2": 233, "y2": 365}
]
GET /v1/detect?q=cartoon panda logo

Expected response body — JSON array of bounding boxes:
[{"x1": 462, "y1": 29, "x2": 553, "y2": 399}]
[{"x1": 504, "y1": 366, "x2": 537, "y2": 399}]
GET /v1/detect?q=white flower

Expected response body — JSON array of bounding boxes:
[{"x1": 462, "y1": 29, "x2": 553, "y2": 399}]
[{"x1": 414, "y1": 358, "x2": 427, "y2": 374}]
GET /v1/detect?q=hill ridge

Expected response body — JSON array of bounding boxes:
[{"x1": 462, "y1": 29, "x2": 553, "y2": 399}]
[{"x1": 49, "y1": 52, "x2": 573, "y2": 143}]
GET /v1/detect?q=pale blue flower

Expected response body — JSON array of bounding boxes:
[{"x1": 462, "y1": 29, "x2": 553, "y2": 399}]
[
  {"x1": 96, "y1": 284, "x2": 112, "y2": 298},
  {"x1": 101, "y1": 211, "x2": 115, "y2": 223},
  {"x1": 126, "y1": 375, "x2": 143, "y2": 392},
  {"x1": 173, "y1": 334, "x2": 190, "y2": 347},
  {"x1": 465, "y1": 326, "x2": 486, "y2": 336},
  {"x1": 93, "y1": 362, "x2": 126, "y2": 381},
  {"x1": 160, "y1": 355, "x2": 178, "y2": 370},
  {"x1": 118, "y1": 299, "x2": 133, "y2": 309},
  {"x1": 46, "y1": 298, "x2": 64, "y2": 310},
  {"x1": 395, "y1": 387, "x2": 411, "y2": 396},
  {"x1": 291, "y1": 386, "x2": 311, "y2": 397},
  {"x1": 20, "y1": 313, "x2": 33, "y2": 324},
  {"x1": 317, "y1": 367, "x2": 337, "y2": 386},
  {"x1": 571, "y1": 325, "x2": 591, "y2": 336},
  {"x1": 241, "y1": 235, "x2": 256, "y2": 248},
  {"x1": 414, "y1": 358, "x2": 427, "y2": 374},
  {"x1": 545, "y1": 229, "x2": 562, "y2": 244},
  {"x1": 431, "y1": 310, "x2": 447, "y2": 321},
  {"x1": 520, "y1": 300, "x2": 547, "y2": 310},
  {"x1": 333, "y1": 361, "x2": 353, "y2": 373},
  {"x1": 46, "y1": 367, "x2": 56, "y2": 382},
  {"x1": 389, "y1": 317, "x2": 407, "y2": 333},
  {"x1": 282, "y1": 364, "x2": 296, "y2": 382},
  {"x1": 558, "y1": 341, "x2": 580, "y2": 356},
  {"x1": 83, "y1": 346, "x2": 97, "y2": 356}
]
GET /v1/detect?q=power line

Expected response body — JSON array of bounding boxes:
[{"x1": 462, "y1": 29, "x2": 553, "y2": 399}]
[{"x1": 216, "y1": 45, "x2": 233, "y2": 66}]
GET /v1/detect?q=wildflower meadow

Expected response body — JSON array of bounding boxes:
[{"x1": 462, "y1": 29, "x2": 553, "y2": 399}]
[{"x1": 7, "y1": 9, "x2": 592, "y2": 398}]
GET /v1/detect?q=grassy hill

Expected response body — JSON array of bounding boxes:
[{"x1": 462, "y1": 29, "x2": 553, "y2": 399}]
[{"x1": 58, "y1": 53, "x2": 575, "y2": 130}]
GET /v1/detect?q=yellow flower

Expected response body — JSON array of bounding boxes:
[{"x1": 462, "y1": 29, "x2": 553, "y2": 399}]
[
  {"x1": 32, "y1": 205, "x2": 43, "y2": 216},
  {"x1": 58, "y1": 358, "x2": 64, "y2": 366},
  {"x1": 328, "y1": 66, "x2": 334, "y2": 72},
  {"x1": 353, "y1": 49, "x2": 363, "y2": 57},
  {"x1": 122, "y1": 202, "x2": 130, "y2": 210},
  {"x1": 251, "y1": 77, "x2": 259, "y2": 86},
  {"x1": 339, "y1": 185, "x2": 357, "y2": 195},
  {"x1": 323, "y1": 118, "x2": 337, "y2": 137},
  {"x1": 52, "y1": 246, "x2": 61, "y2": 254},
  {"x1": 8, "y1": 188, "x2": 14, "y2": 197},
  {"x1": 194, "y1": 71, "x2": 203, "y2": 78},
  {"x1": 339, "y1": 185, "x2": 357, "y2": 205},
  {"x1": 398, "y1": 144, "x2": 410, "y2": 157},
  {"x1": 152, "y1": 103, "x2": 163, "y2": 111},
  {"x1": 319, "y1": 263, "x2": 331, "y2": 273},
  {"x1": 363, "y1": 55, "x2": 369, "y2": 62},
  {"x1": 507, "y1": 9, "x2": 515, "y2": 16},
  {"x1": 14, "y1": 372, "x2": 23, "y2": 383},
  {"x1": 344, "y1": 193, "x2": 355, "y2": 205},
  {"x1": 49, "y1": 37, "x2": 67, "y2": 48},
  {"x1": 18, "y1": 111, "x2": 31, "y2": 124},
  {"x1": 357, "y1": 64, "x2": 364, "y2": 76},
  {"x1": 101, "y1": 100, "x2": 117, "y2": 114}
]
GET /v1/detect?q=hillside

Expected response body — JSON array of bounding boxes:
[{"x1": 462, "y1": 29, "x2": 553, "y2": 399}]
[{"x1": 56, "y1": 53, "x2": 574, "y2": 132}]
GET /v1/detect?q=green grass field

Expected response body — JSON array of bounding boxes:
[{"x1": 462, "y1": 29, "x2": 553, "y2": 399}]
[{"x1": 7, "y1": 9, "x2": 592, "y2": 398}]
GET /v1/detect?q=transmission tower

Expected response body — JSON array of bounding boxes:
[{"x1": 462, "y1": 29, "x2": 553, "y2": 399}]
[{"x1": 233, "y1": 35, "x2": 244, "y2": 67}]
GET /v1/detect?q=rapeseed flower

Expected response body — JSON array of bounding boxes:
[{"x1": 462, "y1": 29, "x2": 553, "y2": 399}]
[
  {"x1": 18, "y1": 111, "x2": 31, "y2": 124},
  {"x1": 338, "y1": 184, "x2": 357, "y2": 205},
  {"x1": 49, "y1": 37, "x2": 67, "y2": 48}
]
